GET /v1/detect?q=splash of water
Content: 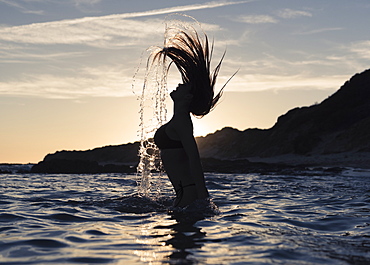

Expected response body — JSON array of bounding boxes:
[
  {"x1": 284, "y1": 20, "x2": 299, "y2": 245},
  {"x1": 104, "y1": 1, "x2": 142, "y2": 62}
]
[{"x1": 134, "y1": 47, "x2": 168, "y2": 198}]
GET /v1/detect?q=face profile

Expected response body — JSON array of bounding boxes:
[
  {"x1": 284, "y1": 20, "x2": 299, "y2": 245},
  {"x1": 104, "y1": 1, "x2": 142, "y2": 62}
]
[{"x1": 170, "y1": 83, "x2": 192, "y2": 101}]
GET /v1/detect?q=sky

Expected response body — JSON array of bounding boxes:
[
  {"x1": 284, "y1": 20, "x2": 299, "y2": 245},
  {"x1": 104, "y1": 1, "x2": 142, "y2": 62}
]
[{"x1": 1, "y1": 0, "x2": 370, "y2": 163}]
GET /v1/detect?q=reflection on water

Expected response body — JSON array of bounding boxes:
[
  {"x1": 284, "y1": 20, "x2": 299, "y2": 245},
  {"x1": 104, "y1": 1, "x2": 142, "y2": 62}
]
[
  {"x1": 133, "y1": 215, "x2": 209, "y2": 264},
  {"x1": 133, "y1": 216, "x2": 174, "y2": 264},
  {"x1": 0, "y1": 171, "x2": 370, "y2": 264}
]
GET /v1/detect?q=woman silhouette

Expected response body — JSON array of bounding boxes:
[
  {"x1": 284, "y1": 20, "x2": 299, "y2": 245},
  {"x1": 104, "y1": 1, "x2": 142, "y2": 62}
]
[{"x1": 152, "y1": 30, "x2": 230, "y2": 207}]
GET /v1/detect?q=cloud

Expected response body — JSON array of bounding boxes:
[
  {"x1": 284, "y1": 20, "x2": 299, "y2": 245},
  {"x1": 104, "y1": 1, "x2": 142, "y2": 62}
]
[
  {"x1": 72, "y1": 0, "x2": 103, "y2": 13},
  {"x1": 100, "y1": 0, "x2": 251, "y2": 19},
  {"x1": 0, "y1": 17, "x2": 220, "y2": 49},
  {"x1": 0, "y1": 1, "x2": 248, "y2": 47},
  {"x1": 0, "y1": 47, "x2": 89, "y2": 62},
  {"x1": 73, "y1": 0, "x2": 102, "y2": 5},
  {"x1": 0, "y1": 0, "x2": 24, "y2": 10},
  {"x1": 294, "y1": 27, "x2": 343, "y2": 35},
  {"x1": 235, "y1": 15, "x2": 278, "y2": 24},
  {"x1": 218, "y1": 49, "x2": 356, "y2": 93},
  {"x1": 232, "y1": 7, "x2": 312, "y2": 25},
  {"x1": 0, "y1": 18, "x2": 166, "y2": 48},
  {"x1": 0, "y1": 65, "x2": 134, "y2": 98},
  {"x1": 225, "y1": 73, "x2": 347, "y2": 93},
  {"x1": 0, "y1": 0, "x2": 44, "y2": 14},
  {"x1": 349, "y1": 40, "x2": 370, "y2": 60},
  {"x1": 277, "y1": 8, "x2": 312, "y2": 19}
]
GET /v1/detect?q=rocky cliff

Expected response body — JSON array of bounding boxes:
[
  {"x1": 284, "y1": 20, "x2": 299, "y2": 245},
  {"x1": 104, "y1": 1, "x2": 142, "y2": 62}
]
[
  {"x1": 31, "y1": 143, "x2": 140, "y2": 173},
  {"x1": 197, "y1": 69, "x2": 370, "y2": 159},
  {"x1": 42, "y1": 142, "x2": 140, "y2": 165}
]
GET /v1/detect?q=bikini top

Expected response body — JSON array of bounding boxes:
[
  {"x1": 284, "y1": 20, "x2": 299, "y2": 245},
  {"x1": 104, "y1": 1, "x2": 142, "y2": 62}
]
[{"x1": 154, "y1": 123, "x2": 183, "y2": 149}]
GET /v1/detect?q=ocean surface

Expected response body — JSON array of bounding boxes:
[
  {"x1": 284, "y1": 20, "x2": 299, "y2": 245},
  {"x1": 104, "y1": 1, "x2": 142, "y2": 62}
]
[{"x1": 1, "y1": 168, "x2": 370, "y2": 265}]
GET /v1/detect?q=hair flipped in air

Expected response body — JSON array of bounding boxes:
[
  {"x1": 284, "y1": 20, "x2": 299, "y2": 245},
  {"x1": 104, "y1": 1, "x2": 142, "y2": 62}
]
[{"x1": 152, "y1": 29, "x2": 233, "y2": 117}]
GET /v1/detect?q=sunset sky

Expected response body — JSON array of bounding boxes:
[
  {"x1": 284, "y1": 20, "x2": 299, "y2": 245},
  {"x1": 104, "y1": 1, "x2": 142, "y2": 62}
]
[{"x1": 1, "y1": 0, "x2": 370, "y2": 163}]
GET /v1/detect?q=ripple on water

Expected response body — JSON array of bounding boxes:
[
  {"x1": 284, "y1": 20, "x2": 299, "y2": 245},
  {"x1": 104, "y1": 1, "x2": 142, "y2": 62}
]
[
  {"x1": 65, "y1": 236, "x2": 88, "y2": 243},
  {"x1": 66, "y1": 257, "x2": 114, "y2": 264},
  {"x1": 47, "y1": 213, "x2": 90, "y2": 222},
  {"x1": 22, "y1": 239, "x2": 69, "y2": 248},
  {"x1": 0, "y1": 213, "x2": 26, "y2": 222}
]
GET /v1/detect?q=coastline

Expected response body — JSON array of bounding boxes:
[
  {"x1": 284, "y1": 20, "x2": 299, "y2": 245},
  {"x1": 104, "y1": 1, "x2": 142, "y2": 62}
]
[
  {"x1": 246, "y1": 152, "x2": 370, "y2": 169},
  {"x1": 2, "y1": 151, "x2": 370, "y2": 174}
]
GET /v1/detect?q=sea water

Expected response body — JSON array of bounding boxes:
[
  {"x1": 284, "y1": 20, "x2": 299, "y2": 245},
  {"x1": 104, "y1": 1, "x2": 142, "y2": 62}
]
[{"x1": 1, "y1": 169, "x2": 370, "y2": 265}]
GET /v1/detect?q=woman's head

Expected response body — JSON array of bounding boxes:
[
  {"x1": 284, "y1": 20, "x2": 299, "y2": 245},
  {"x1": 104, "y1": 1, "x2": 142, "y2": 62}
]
[{"x1": 153, "y1": 29, "x2": 227, "y2": 117}]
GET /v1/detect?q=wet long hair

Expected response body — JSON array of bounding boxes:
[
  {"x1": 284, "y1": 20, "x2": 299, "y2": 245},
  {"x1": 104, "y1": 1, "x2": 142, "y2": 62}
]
[{"x1": 152, "y1": 29, "x2": 231, "y2": 117}]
